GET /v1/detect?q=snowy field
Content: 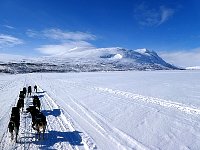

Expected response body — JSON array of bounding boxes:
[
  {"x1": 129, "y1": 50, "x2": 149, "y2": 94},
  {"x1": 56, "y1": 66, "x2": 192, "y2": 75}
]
[{"x1": 0, "y1": 70, "x2": 200, "y2": 150}]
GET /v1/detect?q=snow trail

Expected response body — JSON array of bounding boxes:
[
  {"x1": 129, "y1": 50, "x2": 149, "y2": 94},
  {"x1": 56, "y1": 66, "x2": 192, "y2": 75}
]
[
  {"x1": 0, "y1": 76, "x2": 96, "y2": 150},
  {"x1": 37, "y1": 86, "x2": 97, "y2": 150},
  {"x1": 35, "y1": 78, "x2": 149, "y2": 150},
  {"x1": 94, "y1": 87, "x2": 200, "y2": 115},
  {"x1": 53, "y1": 79, "x2": 200, "y2": 116},
  {"x1": 65, "y1": 92, "x2": 149, "y2": 150},
  {"x1": 32, "y1": 73, "x2": 200, "y2": 149}
]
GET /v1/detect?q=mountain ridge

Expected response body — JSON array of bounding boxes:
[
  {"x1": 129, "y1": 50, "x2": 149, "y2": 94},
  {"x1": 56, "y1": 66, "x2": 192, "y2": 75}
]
[{"x1": 0, "y1": 47, "x2": 181, "y2": 73}]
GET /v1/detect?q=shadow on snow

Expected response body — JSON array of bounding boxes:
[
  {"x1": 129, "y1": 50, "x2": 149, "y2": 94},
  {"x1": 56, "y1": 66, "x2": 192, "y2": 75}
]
[
  {"x1": 36, "y1": 91, "x2": 46, "y2": 94},
  {"x1": 29, "y1": 94, "x2": 45, "y2": 99},
  {"x1": 41, "y1": 109, "x2": 61, "y2": 117},
  {"x1": 20, "y1": 130, "x2": 83, "y2": 149}
]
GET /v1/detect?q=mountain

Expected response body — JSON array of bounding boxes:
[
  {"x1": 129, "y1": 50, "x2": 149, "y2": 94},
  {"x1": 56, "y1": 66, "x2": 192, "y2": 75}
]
[{"x1": 0, "y1": 47, "x2": 180, "y2": 73}]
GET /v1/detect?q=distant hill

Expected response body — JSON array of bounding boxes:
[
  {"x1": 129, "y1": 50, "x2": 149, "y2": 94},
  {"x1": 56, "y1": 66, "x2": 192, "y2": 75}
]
[{"x1": 0, "y1": 47, "x2": 180, "y2": 73}]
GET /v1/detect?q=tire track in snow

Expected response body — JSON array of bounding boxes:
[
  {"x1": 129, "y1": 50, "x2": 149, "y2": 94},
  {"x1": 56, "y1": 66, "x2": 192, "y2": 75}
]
[{"x1": 94, "y1": 87, "x2": 200, "y2": 115}]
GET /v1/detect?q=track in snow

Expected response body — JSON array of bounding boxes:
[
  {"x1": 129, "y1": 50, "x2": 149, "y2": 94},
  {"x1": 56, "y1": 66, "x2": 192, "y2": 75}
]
[
  {"x1": 61, "y1": 80, "x2": 200, "y2": 116},
  {"x1": 94, "y1": 87, "x2": 200, "y2": 115},
  {"x1": 46, "y1": 79, "x2": 200, "y2": 149},
  {"x1": 0, "y1": 84, "x2": 96, "y2": 150},
  {"x1": 38, "y1": 79, "x2": 149, "y2": 150},
  {"x1": 21, "y1": 72, "x2": 200, "y2": 149},
  {"x1": 38, "y1": 86, "x2": 97, "y2": 150},
  {"x1": 0, "y1": 76, "x2": 27, "y2": 150},
  {"x1": 65, "y1": 92, "x2": 149, "y2": 150}
]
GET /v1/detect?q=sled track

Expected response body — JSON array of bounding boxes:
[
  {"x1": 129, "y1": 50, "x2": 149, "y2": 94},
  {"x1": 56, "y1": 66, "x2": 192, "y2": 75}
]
[
  {"x1": 0, "y1": 110, "x2": 24, "y2": 150},
  {"x1": 0, "y1": 84, "x2": 26, "y2": 149},
  {"x1": 0, "y1": 77, "x2": 25, "y2": 122},
  {"x1": 0, "y1": 109, "x2": 25, "y2": 150},
  {"x1": 44, "y1": 79, "x2": 148, "y2": 150},
  {"x1": 61, "y1": 81, "x2": 200, "y2": 115},
  {"x1": 37, "y1": 79, "x2": 150, "y2": 149},
  {"x1": 63, "y1": 90, "x2": 150, "y2": 150},
  {"x1": 38, "y1": 87, "x2": 96, "y2": 150},
  {"x1": 62, "y1": 81, "x2": 200, "y2": 130},
  {"x1": 23, "y1": 95, "x2": 39, "y2": 150},
  {"x1": 41, "y1": 93, "x2": 77, "y2": 150},
  {"x1": 0, "y1": 131, "x2": 13, "y2": 150},
  {"x1": 20, "y1": 85, "x2": 76, "y2": 149},
  {"x1": 94, "y1": 87, "x2": 200, "y2": 115},
  {"x1": 0, "y1": 76, "x2": 24, "y2": 92},
  {"x1": 20, "y1": 78, "x2": 96, "y2": 149}
]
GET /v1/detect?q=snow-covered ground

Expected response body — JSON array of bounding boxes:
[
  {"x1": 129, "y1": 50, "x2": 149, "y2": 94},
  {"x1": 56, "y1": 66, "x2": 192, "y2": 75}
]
[{"x1": 0, "y1": 70, "x2": 200, "y2": 150}]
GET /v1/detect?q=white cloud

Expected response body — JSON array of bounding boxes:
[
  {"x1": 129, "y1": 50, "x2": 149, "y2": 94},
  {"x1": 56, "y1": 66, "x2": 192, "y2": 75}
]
[
  {"x1": 3, "y1": 25, "x2": 15, "y2": 29},
  {"x1": 159, "y1": 6, "x2": 174, "y2": 25},
  {"x1": 134, "y1": 3, "x2": 174, "y2": 26},
  {"x1": 36, "y1": 41, "x2": 95, "y2": 55},
  {"x1": 0, "y1": 34, "x2": 23, "y2": 47},
  {"x1": 26, "y1": 28, "x2": 96, "y2": 41},
  {"x1": 159, "y1": 48, "x2": 200, "y2": 68},
  {"x1": 43, "y1": 29, "x2": 96, "y2": 41},
  {"x1": 31, "y1": 28, "x2": 96, "y2": 55},
  {"x1": 26, "y1": 29, "x2": 40, "y2": 38}
]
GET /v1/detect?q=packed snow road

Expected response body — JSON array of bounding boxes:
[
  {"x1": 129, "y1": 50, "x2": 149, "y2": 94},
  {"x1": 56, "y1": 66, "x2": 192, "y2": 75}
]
[{"x1": 0, "y1": 70, "x2": 200, "y2": 150}]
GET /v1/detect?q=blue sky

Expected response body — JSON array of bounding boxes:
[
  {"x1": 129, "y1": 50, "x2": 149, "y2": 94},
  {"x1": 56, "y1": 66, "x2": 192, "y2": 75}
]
[{"x1": 0, "y1": 0, "x2": 200, "y2": 67}]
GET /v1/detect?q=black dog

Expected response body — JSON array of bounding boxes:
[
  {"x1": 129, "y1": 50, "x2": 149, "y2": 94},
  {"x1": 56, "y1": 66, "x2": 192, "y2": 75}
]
[
  {"x1": 26, "y1": 106, "x2": 47, "y2": 140},
  {"x1": 23, "y1": 87, "x2": 27, "y2": 97},
  {"x1": 17, "y1": 98, "x2": 24, "y2": 112},
  {"x1": 8, "y1": 107, "x2": 20, "y2": 142},
  {"x1": 28, "y1": 86, "x2": 32, "y2": 96},
  {"x1": 33, "y1": 95, "x2": 41, "y2": 111},
  {"x1": 26, "y1": 106, "x2": 40, "y2": 128},
  {"x1": 34, "y1": 85, "x2": 37, "y2": 93},
  {"x1": 34, "y1": 112, "x2": 47, "y2": 140}
]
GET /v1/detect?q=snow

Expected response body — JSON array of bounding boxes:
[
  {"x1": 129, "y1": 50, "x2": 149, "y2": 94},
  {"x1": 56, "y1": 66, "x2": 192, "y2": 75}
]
[
  {"x1": 186, "y1": 66, "x2": 200, "y2": 70},
  {"x1": 134, "y1": 48, "x2": 149, "y2": 54},
  {"x1": 112, "y1": 54, "x2": 123, "y2": 59},
  {"x1": 0, "y1": 53, "x2": 24, "y2": 62},
  {"x1": 0, "y1": 70, "x2": 200, "y2": 149},
  {"x1": 0, "y1": 66, "x2": 6, "y2": 70}
]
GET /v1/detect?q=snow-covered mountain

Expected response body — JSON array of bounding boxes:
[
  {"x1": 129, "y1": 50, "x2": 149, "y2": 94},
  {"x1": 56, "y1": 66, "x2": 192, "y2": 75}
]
[{"x1": 0, "y1": 48, "x2": 180, "y2": 73}]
